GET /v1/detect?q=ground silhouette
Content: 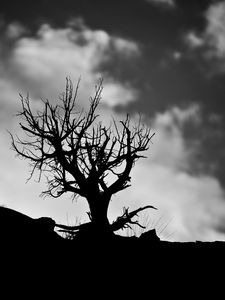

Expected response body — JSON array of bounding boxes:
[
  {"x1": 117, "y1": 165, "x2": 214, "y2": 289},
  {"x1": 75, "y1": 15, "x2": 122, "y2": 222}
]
[
  {"x1": 1, "y1": 206, "x2": 225, "y2": 265},
  {"x1": 1, "y1": 206, "x2": 224, "y2": 294}
]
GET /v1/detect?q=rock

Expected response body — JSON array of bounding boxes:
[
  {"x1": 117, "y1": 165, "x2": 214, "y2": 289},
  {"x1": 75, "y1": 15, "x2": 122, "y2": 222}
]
[{"x1": 139, "y1": 228, "x2": 160, "y2": 242}]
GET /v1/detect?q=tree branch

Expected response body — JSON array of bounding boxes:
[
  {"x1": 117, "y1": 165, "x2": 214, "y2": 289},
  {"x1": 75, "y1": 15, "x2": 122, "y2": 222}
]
[{"x1": 111, "y1": 205, "x2": 157, "y2": 232}]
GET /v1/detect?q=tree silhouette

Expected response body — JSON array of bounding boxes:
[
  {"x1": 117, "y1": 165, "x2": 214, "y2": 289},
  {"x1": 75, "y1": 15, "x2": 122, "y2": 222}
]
[{"x1": 10, "y1": 78, "x2": 156, "y2": 239}]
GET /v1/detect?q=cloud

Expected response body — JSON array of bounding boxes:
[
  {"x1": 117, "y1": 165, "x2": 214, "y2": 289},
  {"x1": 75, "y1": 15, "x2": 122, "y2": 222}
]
[
  {"x1": 5, "y1": 22, "x2": 28, "y2": 39},
  {"x1": 184, "y1": 1, "x2": 225, "y2": 73},
  {"x1": 101, "y1": 81, "x2": 138, "y2": 107},
  {"x1": 109, "y1": 104, "x2": 225, "y2": 242},
  {"x1": 2, "y1": 22, "x2": 139, "y2": 110},
  {"x1": 145, "y1": 0, "x2": 175, "y2": 8},
  {"x1": 112, "y1": 36, "x2": 140, "y2": 56},
  {"x1": 148, "y1": 104, "x2": 200, "y2": 171},
  {"x1": 185, "y1": 32, "x2": 204, "y2": 49},
  {"x1": 204, "y1": 1, "x2": 225, "y2": 59}
]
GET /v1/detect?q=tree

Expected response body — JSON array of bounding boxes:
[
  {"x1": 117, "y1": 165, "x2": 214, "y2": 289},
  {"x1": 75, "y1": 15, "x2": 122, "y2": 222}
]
[{"x1": 10, "y1": 78, "x2": 156, "y2": 239}]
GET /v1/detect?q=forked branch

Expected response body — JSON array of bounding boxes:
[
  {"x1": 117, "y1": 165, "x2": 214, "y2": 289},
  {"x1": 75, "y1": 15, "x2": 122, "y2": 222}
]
[{"x1": 111, "y1": 205, "x2": 157, "y2": 232}]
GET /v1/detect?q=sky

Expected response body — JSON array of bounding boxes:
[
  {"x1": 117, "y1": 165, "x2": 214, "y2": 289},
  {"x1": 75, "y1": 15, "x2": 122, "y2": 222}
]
[{"x1": 0, "y1": 0, "x2": 225, "y2": 242}]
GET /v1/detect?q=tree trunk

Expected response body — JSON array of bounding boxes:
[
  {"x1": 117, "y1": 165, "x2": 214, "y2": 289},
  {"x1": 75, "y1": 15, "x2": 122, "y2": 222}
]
[{"x1": 86, "y1": 193, "x2": 113, "y2": 239}]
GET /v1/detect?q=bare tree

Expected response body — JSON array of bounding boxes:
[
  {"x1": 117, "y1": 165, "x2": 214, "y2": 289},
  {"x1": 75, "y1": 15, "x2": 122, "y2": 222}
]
[{"x1": 10, "y1": 78, "x2": 156, "y2": 239}]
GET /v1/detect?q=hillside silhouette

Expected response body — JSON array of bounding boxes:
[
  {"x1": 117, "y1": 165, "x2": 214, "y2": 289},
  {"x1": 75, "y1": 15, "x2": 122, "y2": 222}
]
[
  {"x1": 1, "y1": 205, "x2": 224, "y2": 294},
  {"x1": 1, "y1": 206, "x2": 225, "y2": 262}
]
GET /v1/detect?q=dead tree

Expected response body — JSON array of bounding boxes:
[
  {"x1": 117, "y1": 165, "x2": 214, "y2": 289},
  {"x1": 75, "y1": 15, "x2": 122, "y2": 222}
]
[{"x1": 10, "y1": 78, "x2": 155, "y2": 239}]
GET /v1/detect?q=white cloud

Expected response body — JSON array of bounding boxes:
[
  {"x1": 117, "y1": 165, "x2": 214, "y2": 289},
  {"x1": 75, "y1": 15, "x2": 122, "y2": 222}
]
[
  {"x1": 102, "y1": 81, "x2": 138, "y2": 107},
  {"x1": 118, "y1": 162, "x2": 225, "y2": 242},
  {"x1": 4, "y1": 22, "x2": 139, "y2": 109},
  {"x1": 112, "y1": 36, "x2": 140, "y2": 56}
]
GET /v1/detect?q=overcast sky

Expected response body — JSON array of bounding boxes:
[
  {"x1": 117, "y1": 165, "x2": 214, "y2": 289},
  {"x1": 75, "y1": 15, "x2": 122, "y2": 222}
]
[{"x1": 1, "y1": 0, "x2": 225, "y2": 241}]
